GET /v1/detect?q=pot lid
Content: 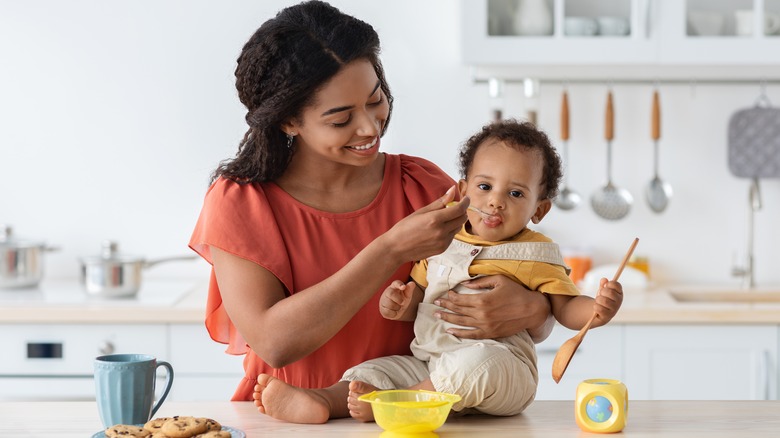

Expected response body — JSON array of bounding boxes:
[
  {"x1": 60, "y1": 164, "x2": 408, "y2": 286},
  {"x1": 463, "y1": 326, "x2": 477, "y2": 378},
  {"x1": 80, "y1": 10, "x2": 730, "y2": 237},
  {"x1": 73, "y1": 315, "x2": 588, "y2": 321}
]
[
  {"x1": 80, "y1": 240, "x2": 144, "y2": 264},
  {"x1": 0, "y1": 225, "x2": 46, "y2": 249}
]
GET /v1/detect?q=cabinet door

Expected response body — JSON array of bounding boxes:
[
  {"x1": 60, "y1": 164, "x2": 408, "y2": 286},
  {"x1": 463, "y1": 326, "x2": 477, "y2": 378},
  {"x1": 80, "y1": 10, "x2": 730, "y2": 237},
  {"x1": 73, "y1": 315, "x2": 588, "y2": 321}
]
[
  {"x1": 624, "y1": 325, "x2": 777, "y2": 400},
  {"x1": 168, "y1": 324, "x2": 245, "y2": 401},
  {"x1": 657, "y1": 0, "x2": 780, "y2": 65},
  {"x1": 461, "y1": 0, "x2": 657, "y2": 66},
  {"x1": 535, "y1": 324, "x2": 623, "y2": 400}
]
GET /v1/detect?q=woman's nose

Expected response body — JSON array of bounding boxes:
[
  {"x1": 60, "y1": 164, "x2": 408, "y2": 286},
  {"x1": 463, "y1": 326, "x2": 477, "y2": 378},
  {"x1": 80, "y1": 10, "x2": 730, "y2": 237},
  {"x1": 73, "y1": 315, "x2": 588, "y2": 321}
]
[{"x1": 355, "y1": 109, "x2": 381, "y2": 137}]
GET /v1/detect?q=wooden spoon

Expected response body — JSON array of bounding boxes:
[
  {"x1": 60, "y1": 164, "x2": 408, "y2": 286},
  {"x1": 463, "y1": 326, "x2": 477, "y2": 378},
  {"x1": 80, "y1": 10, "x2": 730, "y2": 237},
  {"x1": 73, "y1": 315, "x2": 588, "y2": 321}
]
[{"x1": 551, "y1": 237, "x2": 639, "y2": 383}]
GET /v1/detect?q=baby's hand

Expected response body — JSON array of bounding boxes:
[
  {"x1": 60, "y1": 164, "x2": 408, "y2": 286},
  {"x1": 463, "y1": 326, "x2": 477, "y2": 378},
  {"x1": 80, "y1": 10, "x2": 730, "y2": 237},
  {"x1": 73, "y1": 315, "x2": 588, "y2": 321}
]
[
  {"x1": 379, "y1": 280, "x2": 416, "y2": 320},
  {"x1": 594, "y1": 278, "x2": 623, "y2": 324}
]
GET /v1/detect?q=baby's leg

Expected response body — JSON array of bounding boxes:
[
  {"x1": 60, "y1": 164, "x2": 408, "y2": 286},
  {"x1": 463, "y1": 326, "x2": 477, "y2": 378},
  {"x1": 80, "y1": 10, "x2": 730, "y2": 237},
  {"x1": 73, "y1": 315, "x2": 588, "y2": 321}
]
[
  {"x1": 430, "y1": 344, "x2": 536, "y2": 416},
  {"x1": 346, "y1": 380, "x2": 379, "y2": 422},
  {"x1": 253, "y1": 374, "x2": 350, "y2": 423}
]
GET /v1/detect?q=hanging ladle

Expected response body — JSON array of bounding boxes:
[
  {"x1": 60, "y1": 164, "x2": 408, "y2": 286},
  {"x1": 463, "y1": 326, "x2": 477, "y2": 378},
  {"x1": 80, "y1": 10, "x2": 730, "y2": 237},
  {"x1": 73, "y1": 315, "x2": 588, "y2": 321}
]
[
  {"x1": 554, "y1": 89, "x2": 581, "y2": 210},
  {"x1": 645, "y1": 89, "x2": 673, "y2": 213},
  {"x1": 591, "y1": 90, "x2": 633, "y2": 220},
  {"x1": 551, "y1": 237, "x2": 639, "y2": 383}
]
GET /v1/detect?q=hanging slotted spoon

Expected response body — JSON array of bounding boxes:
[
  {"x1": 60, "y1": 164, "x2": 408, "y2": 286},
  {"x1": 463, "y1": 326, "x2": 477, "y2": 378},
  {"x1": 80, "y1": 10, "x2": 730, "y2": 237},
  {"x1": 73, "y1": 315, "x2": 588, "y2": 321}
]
[
  {"x1": 645, "y1": 89, "x2": 673, "y2": 213},
  {"x1": 554, "y1": 89, "x2": 581, "y2": 210},
  {"x1": 551, "y1": 237, "x2": 639, "y2": 383},
  {"x1": 591, "y1": 90, "x2": 633, "y2": 220}
]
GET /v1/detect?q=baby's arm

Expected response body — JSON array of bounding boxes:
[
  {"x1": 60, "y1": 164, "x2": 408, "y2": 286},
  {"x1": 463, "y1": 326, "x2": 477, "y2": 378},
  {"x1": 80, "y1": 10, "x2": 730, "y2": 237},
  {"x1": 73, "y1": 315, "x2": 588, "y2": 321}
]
[
  {"x1": 548, "y1": 278, "x2": 623, "y2": 330},
  {"x1": 379, "y1": 280, "x2": 424, "y2": 321}
]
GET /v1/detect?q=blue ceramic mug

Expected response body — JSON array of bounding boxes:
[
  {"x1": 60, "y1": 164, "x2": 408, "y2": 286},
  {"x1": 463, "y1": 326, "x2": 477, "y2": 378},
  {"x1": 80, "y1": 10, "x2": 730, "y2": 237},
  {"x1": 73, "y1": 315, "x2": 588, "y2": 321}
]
[{"x1": 94, "y1": 354, "x2": 174, "y2": 428}]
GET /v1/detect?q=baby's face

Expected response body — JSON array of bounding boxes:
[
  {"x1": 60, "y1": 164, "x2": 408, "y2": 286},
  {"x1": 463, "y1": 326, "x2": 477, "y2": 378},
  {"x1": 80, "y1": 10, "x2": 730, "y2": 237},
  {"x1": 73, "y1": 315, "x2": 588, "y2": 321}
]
[{"x1": 459, "y1": 139, "x2": 550, "y2": 242}]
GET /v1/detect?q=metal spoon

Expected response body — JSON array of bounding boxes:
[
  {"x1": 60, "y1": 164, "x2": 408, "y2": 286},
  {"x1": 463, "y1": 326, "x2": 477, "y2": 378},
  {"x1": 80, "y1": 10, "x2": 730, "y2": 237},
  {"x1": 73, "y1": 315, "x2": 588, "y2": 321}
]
[
  {"x1": 551, "y1": 237, "x2": 639, "y2": 383},
  {"x1": 446, "y1": 202, "x2": 494, "y2": 220},
  {"x1": 591, "y1": 90, "x2": 633, "y2": 220},
  {"x1": 554, "y1": 90, "x2": 581, "y2": 210},
  {"x1": 645, "y1": 89, "x2": 673, "y2": 213}
]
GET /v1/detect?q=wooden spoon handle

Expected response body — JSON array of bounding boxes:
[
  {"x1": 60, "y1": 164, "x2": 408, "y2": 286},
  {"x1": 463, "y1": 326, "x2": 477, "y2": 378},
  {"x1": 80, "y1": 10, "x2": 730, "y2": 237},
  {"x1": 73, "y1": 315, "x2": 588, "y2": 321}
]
[
  {"x1": 652, "y1": 90, "x2": 660, "y2": 141},
  {"x1": 612, "y1": 237, "x2": 640, "y2": 282},
  {"x1": 605, "y1": 91, "x2": 614, "y2": 141},
  {"x1": 561, "y1": 90, "x2": 570, "y2": 141}
]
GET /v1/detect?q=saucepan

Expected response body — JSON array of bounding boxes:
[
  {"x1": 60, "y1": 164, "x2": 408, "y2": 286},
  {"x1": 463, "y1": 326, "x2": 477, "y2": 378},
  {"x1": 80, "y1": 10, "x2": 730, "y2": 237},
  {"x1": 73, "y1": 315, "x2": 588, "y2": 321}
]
[
  {"x1": 80, "y1": 240, "x2": 198, "y2": 298},
  {"x1": 0, "y1": 225, "x2": 59, "y2": 289}
]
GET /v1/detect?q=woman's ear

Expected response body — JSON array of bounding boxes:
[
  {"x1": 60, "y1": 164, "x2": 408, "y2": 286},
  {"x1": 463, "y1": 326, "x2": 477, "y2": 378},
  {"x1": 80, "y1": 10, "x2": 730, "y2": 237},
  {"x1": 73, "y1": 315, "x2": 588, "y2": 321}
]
[
  {"x1": 532, "y1": 199, "x2": 553, "y2": 224},
  {"x1": 281, "y1": 119, "x2": 299, "y2": 137}
]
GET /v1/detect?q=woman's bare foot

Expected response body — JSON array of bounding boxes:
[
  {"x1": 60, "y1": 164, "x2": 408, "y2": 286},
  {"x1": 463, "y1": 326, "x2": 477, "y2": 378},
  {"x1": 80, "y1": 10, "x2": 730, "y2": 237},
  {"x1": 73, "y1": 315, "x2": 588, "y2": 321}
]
[
  {"x1": 347, "y1": 380, "x2": 379, "y2": 422},
  {"x1": 252, "y1": 374, "x2": 331, "y2": 424}
]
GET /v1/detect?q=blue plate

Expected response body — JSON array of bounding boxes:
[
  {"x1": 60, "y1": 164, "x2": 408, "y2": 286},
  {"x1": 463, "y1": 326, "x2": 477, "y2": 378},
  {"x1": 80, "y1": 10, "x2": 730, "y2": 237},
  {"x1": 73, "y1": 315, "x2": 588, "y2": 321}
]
[{"x1": 92, "y1": 425, "x2": 245, "y2": 438}]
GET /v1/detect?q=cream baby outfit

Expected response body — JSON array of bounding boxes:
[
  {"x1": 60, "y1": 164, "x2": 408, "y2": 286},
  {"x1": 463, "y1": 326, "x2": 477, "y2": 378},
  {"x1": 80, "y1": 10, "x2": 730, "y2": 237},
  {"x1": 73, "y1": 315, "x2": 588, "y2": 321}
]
[{"x1": 341, "y1": 227, "x2": 579, "y2": 416}]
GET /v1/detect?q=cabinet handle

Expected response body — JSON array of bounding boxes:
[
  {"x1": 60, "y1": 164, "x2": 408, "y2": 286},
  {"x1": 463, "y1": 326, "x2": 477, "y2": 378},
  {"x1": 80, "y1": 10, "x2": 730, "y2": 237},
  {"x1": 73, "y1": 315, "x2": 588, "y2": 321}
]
[
  {"x1": 99, "y1": 340, "x2": 115, "y2": 355},
  {"x1": 762, "y1": 350, "x2": 770, "y2": 400},
  {"x1": 644, "y1": 0, "x2": 653, "y2": 39}
]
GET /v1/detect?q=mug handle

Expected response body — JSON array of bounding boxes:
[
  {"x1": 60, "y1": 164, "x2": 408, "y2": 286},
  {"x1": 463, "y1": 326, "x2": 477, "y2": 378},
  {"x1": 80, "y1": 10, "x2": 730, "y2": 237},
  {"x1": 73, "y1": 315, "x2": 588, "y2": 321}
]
[{"x1": 151, "y1": 360, "x2": 174, "y2": 418}]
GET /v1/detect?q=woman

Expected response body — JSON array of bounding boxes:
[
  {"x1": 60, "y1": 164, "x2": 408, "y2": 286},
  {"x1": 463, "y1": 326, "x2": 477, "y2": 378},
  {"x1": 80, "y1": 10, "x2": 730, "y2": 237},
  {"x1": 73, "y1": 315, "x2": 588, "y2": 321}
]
[{"x1": 189, "y1": 0, "x2": 553, "y2": 402}]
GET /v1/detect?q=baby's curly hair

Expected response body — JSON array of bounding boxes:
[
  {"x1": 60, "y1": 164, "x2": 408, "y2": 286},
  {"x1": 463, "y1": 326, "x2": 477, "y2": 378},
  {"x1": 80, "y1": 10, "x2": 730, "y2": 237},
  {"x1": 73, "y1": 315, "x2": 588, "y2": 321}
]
[{"x1": 457, "y1": 119, "x2": 563, "y2": 200}]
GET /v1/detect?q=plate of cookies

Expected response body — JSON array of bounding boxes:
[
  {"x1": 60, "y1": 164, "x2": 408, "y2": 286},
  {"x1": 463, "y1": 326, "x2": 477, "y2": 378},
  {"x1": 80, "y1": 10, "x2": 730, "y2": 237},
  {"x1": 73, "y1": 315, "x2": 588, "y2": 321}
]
[{"x1": 94, "y1": 416, "x2": 245, "y2": 438}]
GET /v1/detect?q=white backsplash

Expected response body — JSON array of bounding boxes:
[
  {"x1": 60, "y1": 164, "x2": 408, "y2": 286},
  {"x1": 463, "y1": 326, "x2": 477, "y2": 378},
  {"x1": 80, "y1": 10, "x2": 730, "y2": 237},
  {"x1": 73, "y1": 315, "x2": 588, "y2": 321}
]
[{"x1": 1, "y1": 0, "x2": 778, "y2": 287}]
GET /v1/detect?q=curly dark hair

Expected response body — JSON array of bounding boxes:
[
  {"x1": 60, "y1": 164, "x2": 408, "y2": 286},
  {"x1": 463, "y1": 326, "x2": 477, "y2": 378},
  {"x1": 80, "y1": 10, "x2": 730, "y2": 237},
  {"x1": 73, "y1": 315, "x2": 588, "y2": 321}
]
[
  {"x1": 457, "y1": 119, "x2": 562, "y2": 200},
  {"x1": 211, "y1": 1, "x2": 394, "y2": 184}
]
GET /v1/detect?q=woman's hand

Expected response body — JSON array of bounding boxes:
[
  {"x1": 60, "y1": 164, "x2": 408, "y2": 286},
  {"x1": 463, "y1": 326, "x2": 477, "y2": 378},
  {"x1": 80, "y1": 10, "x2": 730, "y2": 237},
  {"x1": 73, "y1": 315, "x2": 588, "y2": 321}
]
[
  {"x1": 380, "y1": 186, "x2": 468, "y2": 265},
  {"x1": 433, "y1": 275, "x2": 553, "y2": 341}
]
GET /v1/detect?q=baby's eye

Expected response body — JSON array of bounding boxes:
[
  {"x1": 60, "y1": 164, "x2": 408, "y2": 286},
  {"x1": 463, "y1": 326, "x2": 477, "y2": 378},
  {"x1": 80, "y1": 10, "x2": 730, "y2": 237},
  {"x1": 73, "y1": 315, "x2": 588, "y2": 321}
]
[
  {"x1": 510, "y1": 190, "x2": 524, "y2": 198},
  {"x1": 477, "y1": 183, "x2": 491, "y2": 191}
]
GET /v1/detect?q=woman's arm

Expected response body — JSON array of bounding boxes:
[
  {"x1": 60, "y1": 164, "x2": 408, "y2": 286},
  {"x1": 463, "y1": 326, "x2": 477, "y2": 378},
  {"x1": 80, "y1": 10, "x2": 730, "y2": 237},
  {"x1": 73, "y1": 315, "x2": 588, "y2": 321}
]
[
  {"x1": 432, "y1": 275, "x2": 554, "y2": 343},
  {"x1": 212, "y1": 188, "x2": 467, "y2": 368}
]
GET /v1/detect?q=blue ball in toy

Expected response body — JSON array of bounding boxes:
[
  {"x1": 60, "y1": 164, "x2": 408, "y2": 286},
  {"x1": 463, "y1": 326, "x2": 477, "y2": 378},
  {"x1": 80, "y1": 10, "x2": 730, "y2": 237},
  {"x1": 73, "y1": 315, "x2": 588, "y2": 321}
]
[{"x1": 585, "y1": 395, "x2": 613, "y2": 423}]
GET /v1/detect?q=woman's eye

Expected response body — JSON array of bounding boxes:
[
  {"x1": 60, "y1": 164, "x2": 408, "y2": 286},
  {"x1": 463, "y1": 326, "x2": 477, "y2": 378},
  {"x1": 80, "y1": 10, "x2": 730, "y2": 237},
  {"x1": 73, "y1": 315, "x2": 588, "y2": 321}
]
[
  {"x1": 369, "y1": 95, "x2": 384, "y2": 106},
  {"x1": 477, "y1": 183, "x2": 491, "y2": 191},
  {"x1": 332, "y1": 117, "x2": 351, "y2": 127}
]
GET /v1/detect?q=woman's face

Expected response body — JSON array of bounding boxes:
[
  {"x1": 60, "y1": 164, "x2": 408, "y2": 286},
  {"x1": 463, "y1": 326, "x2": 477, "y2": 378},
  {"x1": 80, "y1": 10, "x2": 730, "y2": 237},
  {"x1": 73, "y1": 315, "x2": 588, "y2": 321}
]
[
  {"x1": 458, "y1": 140, "x2": 552, "y2": 242},
  {"x1": 284, "y1": 59, "x2": 390, "y2": 167}
]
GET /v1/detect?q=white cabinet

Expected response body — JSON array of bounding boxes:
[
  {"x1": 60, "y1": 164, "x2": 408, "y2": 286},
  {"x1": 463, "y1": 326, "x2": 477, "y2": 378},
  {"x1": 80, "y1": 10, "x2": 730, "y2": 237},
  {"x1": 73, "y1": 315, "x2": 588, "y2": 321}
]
[
  {"x1": 0, "y1": 323, "x2": 244, "y2": 401},
  {"x1": 462, "y1": 0, "x2": 780, "y2": 76},
  {"x1": 624, "y1": 324, "x2": 778, "y2": 400},
  {"x1": 535, "y1": 324, "x2": 623, "y2": 400},
  {"x1": 168, "y1": 324, "x2": 245, "y2": 401}
]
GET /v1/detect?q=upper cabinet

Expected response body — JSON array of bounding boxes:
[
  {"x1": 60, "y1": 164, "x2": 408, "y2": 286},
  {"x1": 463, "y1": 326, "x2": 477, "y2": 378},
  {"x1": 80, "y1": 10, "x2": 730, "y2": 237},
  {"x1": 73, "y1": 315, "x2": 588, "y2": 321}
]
[{"x1": 461, "y1": 0, "x2": 780, "y2": 78}]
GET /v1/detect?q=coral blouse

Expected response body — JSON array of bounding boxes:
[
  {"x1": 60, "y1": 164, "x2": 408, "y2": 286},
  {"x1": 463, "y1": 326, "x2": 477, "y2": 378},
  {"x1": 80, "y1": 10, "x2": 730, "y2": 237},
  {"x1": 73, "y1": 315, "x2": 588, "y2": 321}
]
[{"x1": 189, "y1": 153, "x2": 455, "y2": 400}]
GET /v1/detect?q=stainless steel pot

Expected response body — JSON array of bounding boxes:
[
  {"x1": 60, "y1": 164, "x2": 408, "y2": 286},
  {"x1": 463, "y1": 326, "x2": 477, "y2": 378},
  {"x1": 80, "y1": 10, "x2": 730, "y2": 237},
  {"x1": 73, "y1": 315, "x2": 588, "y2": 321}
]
[
  {"x1": 0, "y1": 225, "x2": 57, "y2": 289},
  {"x1": 80, "y1": 240, "x2": 198, "y2": 298}
]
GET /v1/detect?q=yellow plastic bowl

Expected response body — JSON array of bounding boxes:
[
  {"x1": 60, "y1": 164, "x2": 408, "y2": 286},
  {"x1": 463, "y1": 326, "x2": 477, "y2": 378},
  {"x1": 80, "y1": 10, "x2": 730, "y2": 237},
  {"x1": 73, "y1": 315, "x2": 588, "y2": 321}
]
[{"x1": 358, "y1": 389, "x2": 461, "y2": 434}]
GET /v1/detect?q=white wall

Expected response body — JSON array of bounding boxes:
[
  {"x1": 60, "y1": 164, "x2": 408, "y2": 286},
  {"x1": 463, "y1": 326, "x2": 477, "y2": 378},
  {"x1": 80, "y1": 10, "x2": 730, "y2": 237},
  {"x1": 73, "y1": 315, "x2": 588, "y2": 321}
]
[{"x1": 1, "y1": 0, "x2": 778, "y2": 288}]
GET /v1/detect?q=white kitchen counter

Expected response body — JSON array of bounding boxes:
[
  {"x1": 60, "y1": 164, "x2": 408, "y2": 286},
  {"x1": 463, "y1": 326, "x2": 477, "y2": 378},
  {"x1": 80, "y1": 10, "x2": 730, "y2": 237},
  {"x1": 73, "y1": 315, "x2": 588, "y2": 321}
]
[
  {"x1": 2, "y1": 400, "x2": 779, "y2": 438},
  {"x1": 0, "y1": 278, "x2": 208, "y2": 323},
  {"x1": 2, "y1": 281, "x2": 780, "y2": 324}
]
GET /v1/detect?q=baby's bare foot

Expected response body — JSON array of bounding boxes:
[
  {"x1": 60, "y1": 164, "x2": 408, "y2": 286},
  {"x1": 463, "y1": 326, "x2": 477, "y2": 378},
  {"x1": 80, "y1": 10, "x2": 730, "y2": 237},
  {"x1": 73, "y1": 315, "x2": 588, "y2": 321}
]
[
  {"x1": 347, "y1": 380, "x2": 379, "y2": 422},
  {"x1": 253, "y1": 374, "x2": 330, "y2": 424}
]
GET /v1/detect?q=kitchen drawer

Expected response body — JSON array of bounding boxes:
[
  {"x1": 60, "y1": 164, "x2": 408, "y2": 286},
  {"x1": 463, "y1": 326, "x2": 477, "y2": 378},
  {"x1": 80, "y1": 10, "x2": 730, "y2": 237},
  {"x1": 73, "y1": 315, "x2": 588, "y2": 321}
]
[
  {"x1": 169, "y1": 324, "x2": 244, "y2": 375},
  {"x1": 0, "y1": 323, "x2": 168, "y2": 375},
  {"x1": 535, "y1": 324, "x2": 623, "y2": 400}
]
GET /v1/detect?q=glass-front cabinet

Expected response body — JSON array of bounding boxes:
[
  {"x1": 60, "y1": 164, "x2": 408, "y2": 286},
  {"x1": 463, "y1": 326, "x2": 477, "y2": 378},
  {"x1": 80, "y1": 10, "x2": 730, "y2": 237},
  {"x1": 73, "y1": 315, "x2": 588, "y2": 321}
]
[{"x1": 462, "y1": 0, "x2": 780, "y2": 73}]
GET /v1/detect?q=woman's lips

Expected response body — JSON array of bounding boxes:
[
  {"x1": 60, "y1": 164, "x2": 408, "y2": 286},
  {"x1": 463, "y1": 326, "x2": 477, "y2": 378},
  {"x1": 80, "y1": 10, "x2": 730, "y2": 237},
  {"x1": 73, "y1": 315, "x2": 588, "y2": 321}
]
[{"x1": 346, "y1": 136, "x2": 378, "y2": 154}]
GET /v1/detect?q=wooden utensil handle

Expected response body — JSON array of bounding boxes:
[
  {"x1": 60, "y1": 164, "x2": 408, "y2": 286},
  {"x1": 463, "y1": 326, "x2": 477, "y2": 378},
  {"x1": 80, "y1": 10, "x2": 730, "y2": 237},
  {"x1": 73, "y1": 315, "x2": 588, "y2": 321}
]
[
  {"x1": 561, "y1": 91, "x2": 570, "y2": 141},
  {"x1": 605, "y1": 91, "x2": 614, "y2": 141},
  {"x1": 652, "y1": 90, "x2": 660, "y2": 141},
  {"x1": 612, "y1": 237, "x2": 639, "y2": 282}
]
